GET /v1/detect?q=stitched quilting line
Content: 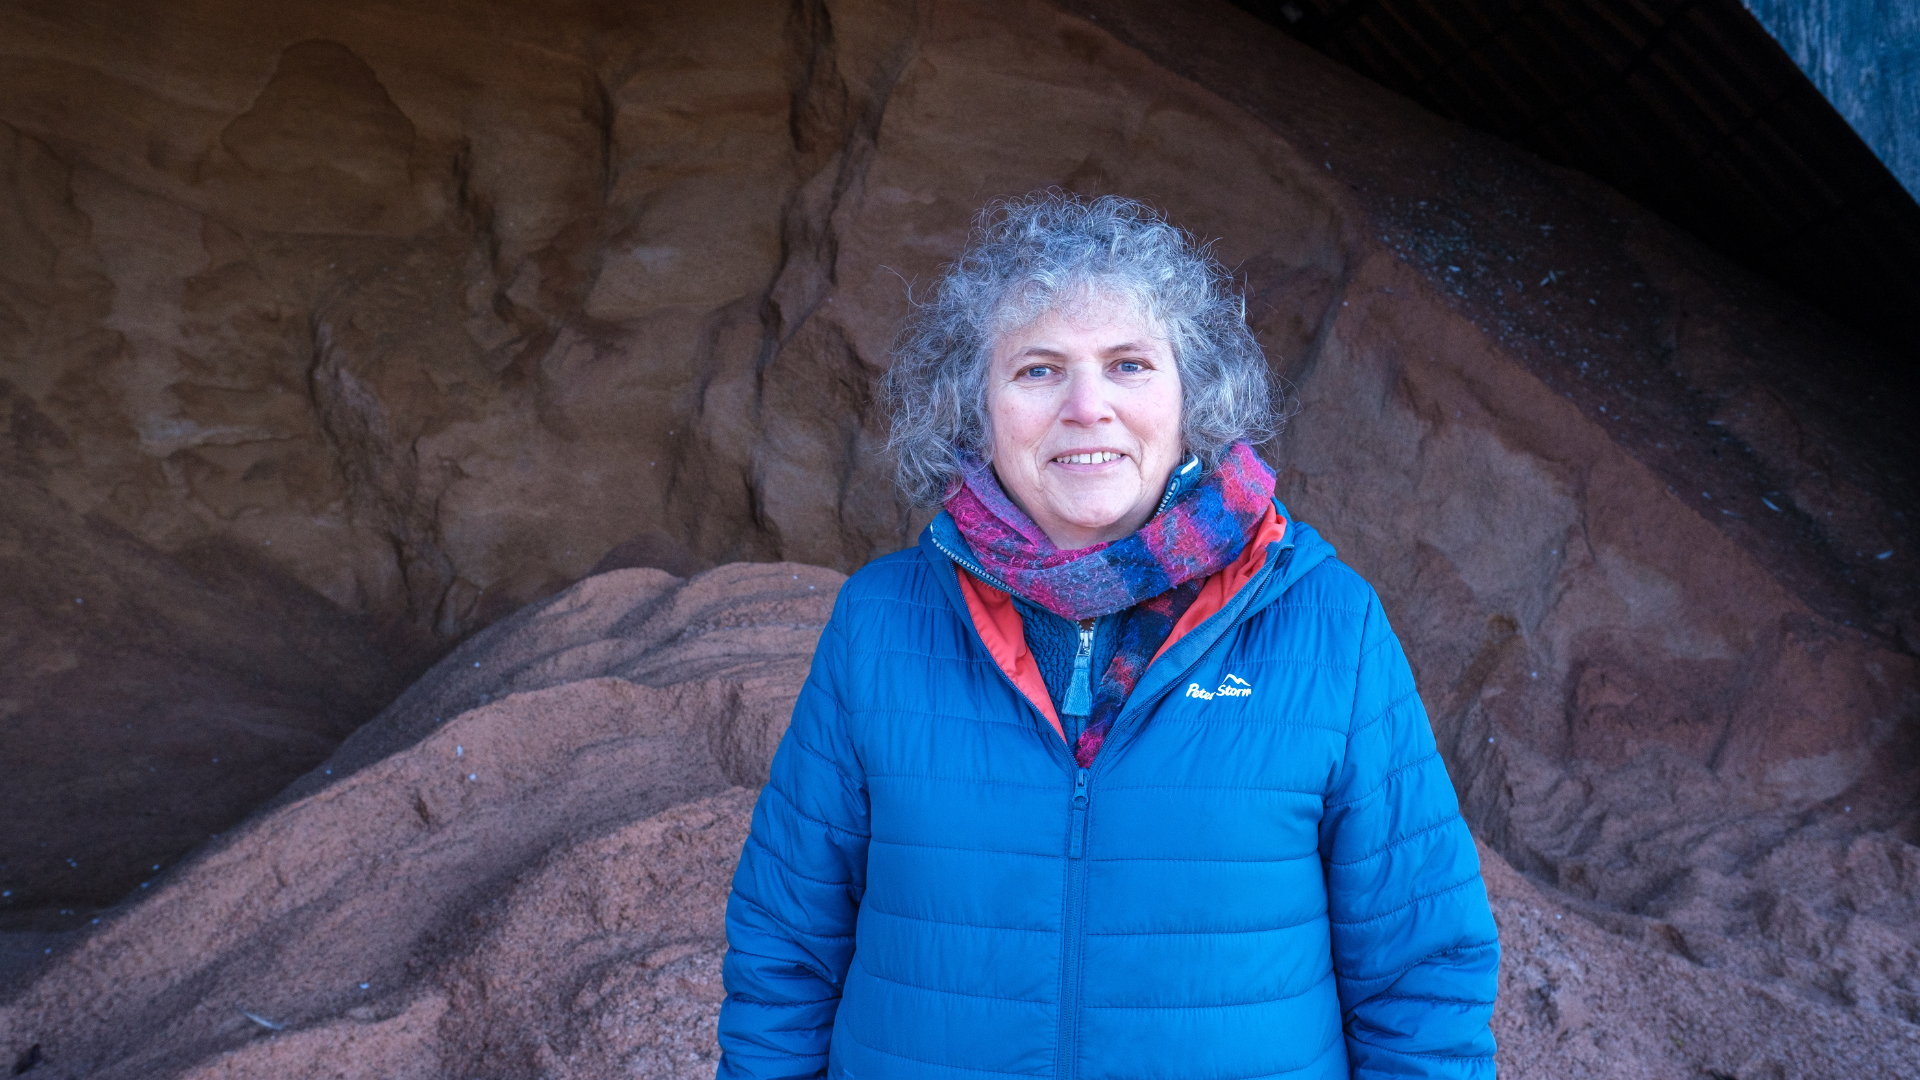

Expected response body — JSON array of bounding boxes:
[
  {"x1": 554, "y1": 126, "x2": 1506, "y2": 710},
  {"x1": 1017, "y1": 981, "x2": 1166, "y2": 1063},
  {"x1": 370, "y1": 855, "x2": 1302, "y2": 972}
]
[
  {"x1": 797, "y1": 658, "x2": 846, "y2": 714},
  {"x1": 866, "y1": 773, "x2": 1064, "y2": 791},
  {"x1": 1084, "y1": 911, "x2": 1326, "y2": 937},
  {"x1": 759, "y1": 781, "x2": 870, "y2": 840},
  {"x1": 1363, "y1": 992, "x2": 1498, "y2": 1007},
  {"x1": 1091, "y1": 1036, "x2": 1341, "y2": 1080},
  {"x1": 1079, "y1": 970, "x2": 1331, "y2": 1010},
  {"x1": 718, "y1": 1044, "x2": 819, "y2": 1066},
  {"x1": 1183, "y1": 655, "x2": 1361, "y2": 673},
  {"x1": 842, "y1": 595, "x2": 971, "y2": 616},
  {"x1": 719, "y1": 966, "x2": 840, "y2": 1008},
  {"x1": 1346, "y1": 685, "x2": 1423, "y2": 740},
  {"x1": 785, "y1": 740, "x2": 868, "y2": 801},
  {"x1": 1259, "y1": 599, "x2": 1372, "y2": 617},
  {"x1": 1351, "y1": 623, "x2": 1397, "y2": 669},
  {"x1": 856, "y1": 959, "x2": 1055, "y2": 1006},
  {"x1": 1338, "y1": 937, "x2": 1500, "y2": 992},
  {"x1": 1144, "y1": 716, "x2": 1349, "y2": 733},
  {"x1": 1327, "y1": 815, "x2": 1459, "y2": 867},
  {"x1": 836, "y1": 1027, "x2": 1051, "y2": 1078},
  {"x1": 860, "y1": 904, "x2": 1058, "y2": 935},
  {"x1": 1323, "y1": 749, "x2": 1440, "y2": 809},
  {"x1": 719, "y1": 941, "x2": 841, "y2": 995},
  {"x1": 1102, "y1": 1024, "x2": 1344, "y2": 1080},
  {"x1": 845, "y1": 707, "x2": 1045, "y2": 733},
  {"x1": 867, "y1": 838, "x2": 1058, "y2": 860},
  {"x1": 741, "y1": 834, "x2": 858, "y2": 891},
  {"x1": 1339, "y1": 611, "x2": 1391, "y2": 736},
  {"x1": 1347, "y1": 1044, "x2": 1496, "y2": 1063},
  {"x1": 729, "y1": 891, "x2": 853, "y2": 948},
  {"x1": 1328, "y1": 875, "x2": 1481, "y2": 928},
  {"x1": 1086, "y1": 851, "x2": 1319, "y2": 864},
  {"x1": 860, "y1": 647, "x2": 1005, "y2": 665},
  {"x1": 1094, "y1": 783, "x2": 1325, "y2": 794}
]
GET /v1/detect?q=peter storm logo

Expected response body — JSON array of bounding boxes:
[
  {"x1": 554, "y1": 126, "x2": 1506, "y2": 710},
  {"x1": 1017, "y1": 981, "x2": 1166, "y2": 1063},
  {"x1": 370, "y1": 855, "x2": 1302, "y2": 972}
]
[{"x1": 1186, "y1": 674, "x2": 1252, "y2": 701}]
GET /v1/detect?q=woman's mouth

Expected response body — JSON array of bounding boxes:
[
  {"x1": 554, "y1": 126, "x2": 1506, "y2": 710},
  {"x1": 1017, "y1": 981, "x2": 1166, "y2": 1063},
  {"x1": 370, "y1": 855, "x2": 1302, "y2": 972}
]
[{"x1": 1053, "y1": 451, "x2": 1124, "y2": 465}]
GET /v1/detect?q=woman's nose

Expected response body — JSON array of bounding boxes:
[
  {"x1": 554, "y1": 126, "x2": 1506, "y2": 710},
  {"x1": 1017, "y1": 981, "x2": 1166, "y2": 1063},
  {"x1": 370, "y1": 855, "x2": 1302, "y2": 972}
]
[{"x1": 1059, "y1": 368, "x2": 1113, "y2": 425}]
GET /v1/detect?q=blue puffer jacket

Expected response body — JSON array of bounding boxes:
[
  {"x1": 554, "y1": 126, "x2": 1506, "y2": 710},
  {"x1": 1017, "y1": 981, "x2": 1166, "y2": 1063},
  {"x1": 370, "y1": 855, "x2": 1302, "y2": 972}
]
[{"x1": 719, "y1": 505, "x2": 1499, "y2": 1079}]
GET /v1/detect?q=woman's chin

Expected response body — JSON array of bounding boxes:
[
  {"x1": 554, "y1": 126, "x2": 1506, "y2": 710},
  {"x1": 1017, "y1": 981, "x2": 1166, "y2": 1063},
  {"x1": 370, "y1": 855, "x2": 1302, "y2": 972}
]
[{"x1": 1043, "y1": 502, "x2": 1146, "y2": 546}]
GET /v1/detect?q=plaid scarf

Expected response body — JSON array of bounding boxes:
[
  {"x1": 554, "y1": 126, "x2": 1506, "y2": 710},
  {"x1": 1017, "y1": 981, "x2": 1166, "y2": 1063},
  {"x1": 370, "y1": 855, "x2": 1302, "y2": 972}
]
[{"x1": 945, "y1": 442, "x2": 1276, "y2": 765}]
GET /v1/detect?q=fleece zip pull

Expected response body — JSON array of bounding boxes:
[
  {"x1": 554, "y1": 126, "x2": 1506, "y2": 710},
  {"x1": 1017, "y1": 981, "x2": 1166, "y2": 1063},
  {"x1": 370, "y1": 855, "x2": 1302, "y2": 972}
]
[{"x1": 1061, "y1": 618, "x2": 1096, "y2": 740}]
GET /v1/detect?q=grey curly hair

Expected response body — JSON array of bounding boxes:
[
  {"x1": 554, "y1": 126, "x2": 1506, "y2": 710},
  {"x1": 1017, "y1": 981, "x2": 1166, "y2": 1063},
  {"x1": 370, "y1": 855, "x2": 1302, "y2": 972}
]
[{"x1": 883, "y1": 192, "x2": 1279, "y2": 506}]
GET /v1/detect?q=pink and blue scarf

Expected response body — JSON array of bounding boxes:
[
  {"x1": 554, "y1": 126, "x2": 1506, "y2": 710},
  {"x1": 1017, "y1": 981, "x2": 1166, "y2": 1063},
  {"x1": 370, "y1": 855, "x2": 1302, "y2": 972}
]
[{"x1": 945, "y1": 442, "x2": 1276, "y2": 765}]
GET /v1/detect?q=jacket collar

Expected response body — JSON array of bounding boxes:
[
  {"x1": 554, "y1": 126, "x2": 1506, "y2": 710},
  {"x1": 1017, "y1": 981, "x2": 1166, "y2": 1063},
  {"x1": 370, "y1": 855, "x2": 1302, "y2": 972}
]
[{"x1": 918, "y1": 499, "x2": 1337, "y2": 756}]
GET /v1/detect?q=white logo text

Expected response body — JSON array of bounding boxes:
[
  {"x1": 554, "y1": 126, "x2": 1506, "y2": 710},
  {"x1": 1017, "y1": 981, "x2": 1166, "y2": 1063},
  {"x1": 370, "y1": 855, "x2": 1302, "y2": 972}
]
[{"x1": 1187, "y1": 674, "x2": 1253, "y2": 700}]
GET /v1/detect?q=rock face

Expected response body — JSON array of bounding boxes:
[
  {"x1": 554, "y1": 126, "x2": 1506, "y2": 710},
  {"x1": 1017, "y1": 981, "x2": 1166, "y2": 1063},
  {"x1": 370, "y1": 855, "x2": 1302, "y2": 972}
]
[
  {"x1": 2, "y1": 0, "x2": 1918, "y2": 1073},
  {"x1": 3, "y1": 0, "x2": 1908, "y2": 649},
  {"x1": 4, "y1": 563, "x2": 1918, "y2": 1079}
]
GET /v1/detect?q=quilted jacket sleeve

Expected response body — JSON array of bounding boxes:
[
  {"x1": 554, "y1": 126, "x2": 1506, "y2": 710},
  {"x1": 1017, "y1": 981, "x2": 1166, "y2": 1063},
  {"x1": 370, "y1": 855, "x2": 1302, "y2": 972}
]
[
  {"x1": 1320, "y1": 590, "x2": 1499, "y2": 1079},
  {"x1": 717, "y1": 604, "x2": 871, "y2": 1080}
]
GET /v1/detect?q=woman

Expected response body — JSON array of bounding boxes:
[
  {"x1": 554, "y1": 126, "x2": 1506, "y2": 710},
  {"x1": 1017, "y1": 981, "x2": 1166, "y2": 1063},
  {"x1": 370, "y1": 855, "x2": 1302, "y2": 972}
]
[{"x1": 717, "y1": 194, "x2": 1498, "y2": 1079}]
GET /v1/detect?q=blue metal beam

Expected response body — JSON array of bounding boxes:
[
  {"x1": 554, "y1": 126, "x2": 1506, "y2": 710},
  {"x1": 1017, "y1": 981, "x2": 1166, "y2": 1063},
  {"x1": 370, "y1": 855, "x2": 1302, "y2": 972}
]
[{"x1": 1742, "y1": 0, "x2": 1920, "y2": 199}]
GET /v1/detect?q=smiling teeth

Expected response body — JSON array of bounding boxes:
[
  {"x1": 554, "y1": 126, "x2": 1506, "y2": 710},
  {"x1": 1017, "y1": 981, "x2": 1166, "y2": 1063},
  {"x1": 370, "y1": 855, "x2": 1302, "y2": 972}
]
[{"x1": 1056, "y1": 452, "x2": 1122, "y2": 464}]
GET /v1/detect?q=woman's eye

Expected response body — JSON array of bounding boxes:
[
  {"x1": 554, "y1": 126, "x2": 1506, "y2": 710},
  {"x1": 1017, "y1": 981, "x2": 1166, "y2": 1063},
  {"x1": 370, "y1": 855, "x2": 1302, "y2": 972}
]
[
  {"x1": 1115, "y1": 360, "x2": 1146, "y2": 374},
  {"x1": 1022, "y1": 365, "x2": 1055, "y2": 379}
]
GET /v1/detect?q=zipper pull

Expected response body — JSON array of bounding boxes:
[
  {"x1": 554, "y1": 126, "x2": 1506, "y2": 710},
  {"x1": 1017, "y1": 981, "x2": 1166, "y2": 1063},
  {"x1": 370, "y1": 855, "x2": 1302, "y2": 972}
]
[
  {"x1": 1068, "y1": 767, "x2": 1090, "y2": 859},
  {"x1": 1063, "y1": 618, "x2": 1096, "y2": 721}
]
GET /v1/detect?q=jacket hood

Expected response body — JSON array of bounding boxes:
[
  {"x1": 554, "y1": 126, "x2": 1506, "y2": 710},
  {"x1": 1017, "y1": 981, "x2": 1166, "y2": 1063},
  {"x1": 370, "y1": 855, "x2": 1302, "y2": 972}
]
[{"x1": 1255, "y1": 499, "x2": 1337, "y2": 613}]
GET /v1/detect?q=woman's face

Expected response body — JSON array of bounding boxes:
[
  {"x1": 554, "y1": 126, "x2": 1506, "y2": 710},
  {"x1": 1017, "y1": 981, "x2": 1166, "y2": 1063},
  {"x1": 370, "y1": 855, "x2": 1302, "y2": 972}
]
[{"x1": 986, "y1": 294, "x2": 1184, "y2": 550}]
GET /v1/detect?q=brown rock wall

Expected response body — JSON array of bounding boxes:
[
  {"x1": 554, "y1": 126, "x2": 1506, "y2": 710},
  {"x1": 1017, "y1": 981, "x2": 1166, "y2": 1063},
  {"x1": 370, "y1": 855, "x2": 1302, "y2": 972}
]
[{"x1": 0, "y1": 0, "x2": 1365, "y2": 649}]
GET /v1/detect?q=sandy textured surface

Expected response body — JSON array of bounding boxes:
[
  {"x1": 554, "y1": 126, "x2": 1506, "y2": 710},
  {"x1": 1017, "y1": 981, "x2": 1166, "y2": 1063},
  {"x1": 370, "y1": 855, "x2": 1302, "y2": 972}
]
[
  {"x1": 5, "y1": 563, "x2": 1917, "y2": 1078},
  {"x1": 1, "y1": 562, "x2": 840, "y2": 1078}
]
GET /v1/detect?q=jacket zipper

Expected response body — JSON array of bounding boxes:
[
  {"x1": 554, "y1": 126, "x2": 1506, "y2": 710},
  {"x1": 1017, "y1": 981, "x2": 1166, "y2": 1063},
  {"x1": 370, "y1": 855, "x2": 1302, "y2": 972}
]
[
  {"x1": 1054, "y1": 550, "x2": 1286, "y2": 1080},
  {"x1": 931, "y1": 534, "x2": 1291, "y2": 1080},
  {"x1": 1059, "y1": 764, "x2": 1091, "y2": 1077},
  {"x1": 927, "y1": 531, "x2": 1014, "y2": 595},
  {"x1": 929, "y1": 546, "x2": 1089, "y2": 1076}
]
